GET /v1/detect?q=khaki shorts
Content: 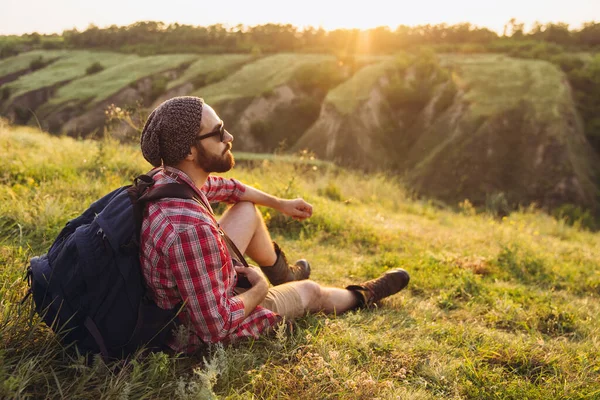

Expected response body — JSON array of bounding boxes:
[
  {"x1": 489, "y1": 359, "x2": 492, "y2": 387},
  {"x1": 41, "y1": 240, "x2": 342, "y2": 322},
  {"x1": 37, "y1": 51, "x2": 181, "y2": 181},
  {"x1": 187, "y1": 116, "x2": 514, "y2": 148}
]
[
  {"x1": 236, "y1": 283, "x2": 305, "y2": 319},
  {"x1": 261, "y1": 283, "x2": 305, "y2": 319}
]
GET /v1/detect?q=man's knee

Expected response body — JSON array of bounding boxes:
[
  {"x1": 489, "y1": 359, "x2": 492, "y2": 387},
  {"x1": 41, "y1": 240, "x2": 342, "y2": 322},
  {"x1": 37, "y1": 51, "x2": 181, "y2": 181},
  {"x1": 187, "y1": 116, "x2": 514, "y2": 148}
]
[
  {"x1": 293, "y1": 280, "x2": 323, "y2": 311},
  {"x1": 230, "y1": 200, "x2": 258, "y2": 215}
]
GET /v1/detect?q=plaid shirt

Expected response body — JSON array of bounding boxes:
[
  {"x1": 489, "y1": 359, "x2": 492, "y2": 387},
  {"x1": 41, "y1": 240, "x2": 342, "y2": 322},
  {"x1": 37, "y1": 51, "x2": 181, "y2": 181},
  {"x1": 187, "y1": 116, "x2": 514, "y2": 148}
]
[{"x1": 140, "y1": 166, "x2": 279, "y2": 352}]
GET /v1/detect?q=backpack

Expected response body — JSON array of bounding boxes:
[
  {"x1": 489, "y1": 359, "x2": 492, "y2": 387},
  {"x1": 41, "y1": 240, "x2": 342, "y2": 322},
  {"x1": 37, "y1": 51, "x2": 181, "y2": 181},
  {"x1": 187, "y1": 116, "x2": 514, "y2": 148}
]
[{"x1": 25, "y1": 171, "x2": 196, "y2": 360}]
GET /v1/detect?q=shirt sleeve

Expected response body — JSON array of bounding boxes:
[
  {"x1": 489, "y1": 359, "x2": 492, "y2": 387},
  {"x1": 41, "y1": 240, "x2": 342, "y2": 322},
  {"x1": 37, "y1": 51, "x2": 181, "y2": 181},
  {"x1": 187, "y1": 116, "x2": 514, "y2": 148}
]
[
  {"x1": 167, "y1": 222, "x2": 246, "y2": 343},
  {"x1": 202, "y1": 176, "x2": 246, "y2": 204}
]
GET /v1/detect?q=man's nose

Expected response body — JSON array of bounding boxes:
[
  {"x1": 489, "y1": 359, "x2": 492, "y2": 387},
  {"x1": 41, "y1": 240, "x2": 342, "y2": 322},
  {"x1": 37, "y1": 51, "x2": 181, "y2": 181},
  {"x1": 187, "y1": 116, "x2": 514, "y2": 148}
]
[{"x1": 224, "y1": 130, "x2": 234, "y2": 143}]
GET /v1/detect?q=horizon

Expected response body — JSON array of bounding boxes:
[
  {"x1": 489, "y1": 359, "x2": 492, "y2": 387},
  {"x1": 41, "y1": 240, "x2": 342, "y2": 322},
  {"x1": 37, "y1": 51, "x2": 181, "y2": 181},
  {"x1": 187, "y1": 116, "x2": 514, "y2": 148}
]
[{"x1": 1, "y1": 0, "x2": 598, "y2": 36}]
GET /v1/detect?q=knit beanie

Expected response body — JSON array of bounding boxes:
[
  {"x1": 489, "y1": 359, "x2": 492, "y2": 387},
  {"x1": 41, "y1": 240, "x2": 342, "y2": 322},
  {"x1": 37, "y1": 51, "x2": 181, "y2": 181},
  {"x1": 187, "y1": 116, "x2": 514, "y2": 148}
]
[{"x1": 140, "y1": 96, "x2": 204, "y2": 167}]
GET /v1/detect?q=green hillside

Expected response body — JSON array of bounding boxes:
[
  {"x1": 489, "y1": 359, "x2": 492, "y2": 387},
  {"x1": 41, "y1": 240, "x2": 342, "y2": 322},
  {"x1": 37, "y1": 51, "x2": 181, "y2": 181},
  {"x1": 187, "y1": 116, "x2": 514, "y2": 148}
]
[
  {"x1": 440, "y1": 54, "x2": 569, "y2": 119},
  {"x1": 405, "y1": 54, "x2": 600, "y2": 208},
  {"x1": 0, "y1": 49, "x2": 69, "y2": 77},
  {"x1": 36, "y1": 54, "x2": 198, "y2": 117},
  {"x1": 2, "y1": 123, "x2": 600, "y2": 398},
  {"x1": 296, "y1": 53, "x2": 600, "y2": 211},
  {"x1": 325, "y1": 57, "x2": 395, "y2": 115},
  {"x1": 1, "y1": 51, "x2": 133, "y2": 102},
  {"x1": 166, "y1": 54, "x2": 253, "y2": 90},
  {"x1": 0, "y1": 49, "x2": 599, "y2": 215},
  {"x1": 194, "y1": 53, "x2": 335, "y2": 104}
]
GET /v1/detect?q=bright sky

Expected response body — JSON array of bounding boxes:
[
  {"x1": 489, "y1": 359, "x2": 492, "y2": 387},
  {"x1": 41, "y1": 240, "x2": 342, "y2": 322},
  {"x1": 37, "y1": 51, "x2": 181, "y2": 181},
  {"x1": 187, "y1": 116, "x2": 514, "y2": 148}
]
[{"x1": 1, "y1": 0, "x2": 598, "y2": 35}]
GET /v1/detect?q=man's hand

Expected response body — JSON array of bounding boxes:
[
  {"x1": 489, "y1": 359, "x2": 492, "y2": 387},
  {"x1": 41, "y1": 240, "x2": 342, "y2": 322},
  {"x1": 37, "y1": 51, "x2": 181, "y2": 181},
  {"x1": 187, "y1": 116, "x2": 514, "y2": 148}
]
[
  {"x1": 239, "y1": 185, "x2": 314, "y2": 220},
  {"x1": 279, "y1": 198, "x2": 313, "y2": 221},
  {"x1": 235, "y1": 265, "x2": 269, "y2": 294}
]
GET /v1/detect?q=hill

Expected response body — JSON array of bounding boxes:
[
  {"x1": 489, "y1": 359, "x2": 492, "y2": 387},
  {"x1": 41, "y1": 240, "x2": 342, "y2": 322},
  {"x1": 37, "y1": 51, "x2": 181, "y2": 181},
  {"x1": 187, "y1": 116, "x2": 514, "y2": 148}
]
[
  {"x1": 193, "y1": 53, "x2": 337, "y2": 151},
  {"x1": 295, "y1": 53, "x2": 600, "y2": 211},
  {"x1": 1, "y1": 123, "x2": 600, "y2": 398},
  {"x1": 0, "y1": 49, "x2": 599, "y2": 214}
]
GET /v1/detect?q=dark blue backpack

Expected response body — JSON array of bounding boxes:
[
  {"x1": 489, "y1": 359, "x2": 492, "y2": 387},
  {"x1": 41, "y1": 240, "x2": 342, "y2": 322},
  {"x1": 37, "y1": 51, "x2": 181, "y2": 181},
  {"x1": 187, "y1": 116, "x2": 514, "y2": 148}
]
[{"x1": 26, "y1": 173, "x2": 195, "y2": 360}]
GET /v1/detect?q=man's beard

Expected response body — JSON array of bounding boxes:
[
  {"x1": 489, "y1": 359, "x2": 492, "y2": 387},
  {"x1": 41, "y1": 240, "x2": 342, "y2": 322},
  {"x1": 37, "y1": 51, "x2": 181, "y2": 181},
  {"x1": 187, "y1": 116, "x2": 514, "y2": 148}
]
[{"x1": 195, "y1": 143, "x2": 235, "y2": 173}]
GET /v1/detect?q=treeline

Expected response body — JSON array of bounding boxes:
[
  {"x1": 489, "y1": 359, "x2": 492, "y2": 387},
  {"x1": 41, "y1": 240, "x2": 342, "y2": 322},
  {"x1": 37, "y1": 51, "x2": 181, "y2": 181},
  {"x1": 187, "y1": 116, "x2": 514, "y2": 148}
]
[{"x1": 1, "y1": 20, "x2": 599, "y2": 58}]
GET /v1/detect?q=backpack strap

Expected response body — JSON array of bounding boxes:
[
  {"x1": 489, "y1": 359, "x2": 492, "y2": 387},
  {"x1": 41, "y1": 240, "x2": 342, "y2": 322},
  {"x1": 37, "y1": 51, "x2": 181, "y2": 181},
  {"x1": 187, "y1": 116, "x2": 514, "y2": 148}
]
[
  {"x1": 130, "y1": 173, "x2": 251, "y2": 269},
  {"x1": 84, "y1": 317, "x2": 109, "y2": 360}
]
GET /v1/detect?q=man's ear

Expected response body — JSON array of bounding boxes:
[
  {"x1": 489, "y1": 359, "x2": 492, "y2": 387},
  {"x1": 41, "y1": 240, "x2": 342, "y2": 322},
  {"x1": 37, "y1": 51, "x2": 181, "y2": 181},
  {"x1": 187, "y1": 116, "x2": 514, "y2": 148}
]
[{"x1": 185, "y1": 146, "x2": 197, "y2": 161}]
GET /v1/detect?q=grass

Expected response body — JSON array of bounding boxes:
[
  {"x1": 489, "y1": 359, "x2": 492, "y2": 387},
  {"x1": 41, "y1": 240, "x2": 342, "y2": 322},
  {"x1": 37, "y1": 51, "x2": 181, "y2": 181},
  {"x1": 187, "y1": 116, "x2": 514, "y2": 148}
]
[
  {"x1": 0, "y1": 50, "x2": 69, "y2": 77},
  {"x1": 2, "y1": 122, "x2": 600, "y2": 399},
  {"x1": 2, "y1": 51, "x2": 134, "y2": 102},
  {"x1": 42, "y1": 53, "x2": 199, "y2": 110},
  {"x1": 194, "y1": 53, "x2": 335, "y2": 104},
  {"x1": 325, "y1": 58, "x2": 396, "y2": 115},
  {"x1": 166, "y1": 54, "x2": 253, "y2": 90},
  {"x1": 439, "y1": 54, "x2": 569, "y2": 120}
]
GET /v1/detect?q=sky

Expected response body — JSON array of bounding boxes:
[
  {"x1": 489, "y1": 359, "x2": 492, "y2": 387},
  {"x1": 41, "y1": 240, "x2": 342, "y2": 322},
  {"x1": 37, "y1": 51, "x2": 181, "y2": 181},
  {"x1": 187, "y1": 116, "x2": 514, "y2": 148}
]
[{"x1": 1, "y1": 0, "x2": 599, "y2": 35}]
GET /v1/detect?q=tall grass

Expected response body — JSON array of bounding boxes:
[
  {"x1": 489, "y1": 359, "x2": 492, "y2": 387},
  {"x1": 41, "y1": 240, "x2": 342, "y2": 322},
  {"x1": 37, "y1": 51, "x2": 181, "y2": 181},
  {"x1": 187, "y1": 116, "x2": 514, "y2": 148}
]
[{"x1": 1, "y1": 121, "x2": 600, "y2": 398}]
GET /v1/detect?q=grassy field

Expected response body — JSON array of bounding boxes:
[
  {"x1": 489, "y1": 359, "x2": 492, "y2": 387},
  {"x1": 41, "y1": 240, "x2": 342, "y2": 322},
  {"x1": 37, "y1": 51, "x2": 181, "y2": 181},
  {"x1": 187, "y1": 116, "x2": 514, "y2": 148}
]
[
  {"x1": 324, "y1": 58, "x2": 397, "y2": 115},
  {"x1": 0, "y1": 50, "x2": 69, "y2": 77},
  {"x1": 2, "y1": 122, "x2": 600, "y2": 399},
  {"x1": 440, "y1": 54, "x2": 570, "y2": 121},
  {"x1": 194, "y1": 53, "x2": 335, "y2": 104},
  {"x1": 42, "y1": 54, "x2": 199, "y2": 109},
  {"x1": 2, "y1": 51, "x2": 134, "y2": 101},
  {"x1": 166, "y1": 54, "x2": 253, "y2": 90}
]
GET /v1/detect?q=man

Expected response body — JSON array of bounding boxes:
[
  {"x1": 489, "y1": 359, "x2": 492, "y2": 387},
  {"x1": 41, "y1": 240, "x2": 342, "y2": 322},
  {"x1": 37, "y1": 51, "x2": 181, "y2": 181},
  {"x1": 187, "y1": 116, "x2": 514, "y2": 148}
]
[{"x1": 139, "y1": 96, "x2": 409, "y2": 353}]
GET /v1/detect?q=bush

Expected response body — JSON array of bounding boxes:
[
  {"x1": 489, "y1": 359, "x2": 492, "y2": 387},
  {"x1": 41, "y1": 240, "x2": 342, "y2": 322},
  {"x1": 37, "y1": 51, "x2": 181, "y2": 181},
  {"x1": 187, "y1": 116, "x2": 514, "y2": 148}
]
[
  {"x1": 250, "y1": 120, "x2": 271, "y2": 144},
  {"x1": 552, "y1": 203, "x2": 597, "y2": 230},
  {"x1": 85, "y1": 61, "x2": 104, "y2": 75},
  {"x1": 486, "y1": 192, "x2": 511, "y2": 217},
  {"x1": 507, "y1": 41, "x2": 564, "y2": 59},
  {"x1": 318, "y1": 182, "x2": 343, "y2": 201},
  {"x1": 384, "y1": 51, "x2": 452, "y2": 113},
  {"x1": 1, "y1": 87, "x2": 10, "y2": 101},
  {"x1": 150, "y1": 75, "x2": 168, "y2": 101},
  {"x1": 293, "y1": 61, "x2": 346, "y2": 93},
  {"x1": 191, "y1": 68, "x2": 234, "y2": 89},
  {"x1": 0, "y1": 44, "x2": 19, "y2": 59},
  {"x1": 29, "y1": 56, "x2": 45, "y2": 71}
]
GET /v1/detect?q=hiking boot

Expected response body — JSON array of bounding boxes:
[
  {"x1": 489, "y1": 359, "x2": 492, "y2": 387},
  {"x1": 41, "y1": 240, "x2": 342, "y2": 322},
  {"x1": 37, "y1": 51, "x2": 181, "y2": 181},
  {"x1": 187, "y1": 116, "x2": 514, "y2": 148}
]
[
  {"x1": 260, "y1": 242, "x2": 311, "y2": 286},
  {"x1": 346, "y1": 269, "x2": 410, "y2": 308}
]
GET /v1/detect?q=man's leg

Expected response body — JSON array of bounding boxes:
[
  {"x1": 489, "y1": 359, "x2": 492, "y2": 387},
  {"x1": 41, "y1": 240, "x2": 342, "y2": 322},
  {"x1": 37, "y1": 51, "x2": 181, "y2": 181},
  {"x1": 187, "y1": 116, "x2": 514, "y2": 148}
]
[
  {"x1": 294, "y1": 281, "x2": 359, "y2": 314},
  {"x1": 218, "y1": 201, "x2": 310, "y2": 284},
  {"x1": 218, "y1": 201, "x2": 276, "y2": 266},
  {"x1": 261, "y1": 280, "x2": 359, "y2": 318},
  {"x1": 262, "y1": 270, "x2": 411, "y2": 318}
]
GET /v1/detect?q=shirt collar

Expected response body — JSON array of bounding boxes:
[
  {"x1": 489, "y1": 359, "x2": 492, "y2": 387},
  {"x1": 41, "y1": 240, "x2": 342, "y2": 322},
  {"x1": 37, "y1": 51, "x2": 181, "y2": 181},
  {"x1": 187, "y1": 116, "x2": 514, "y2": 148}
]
[{"x1": 161, "y1": 166, "x2": 204, "y2": 198}]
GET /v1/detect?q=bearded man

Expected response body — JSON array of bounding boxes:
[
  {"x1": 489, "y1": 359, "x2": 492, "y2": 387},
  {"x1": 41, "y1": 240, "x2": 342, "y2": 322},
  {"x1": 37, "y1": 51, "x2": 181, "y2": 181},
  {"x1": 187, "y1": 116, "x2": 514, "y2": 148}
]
[{"x1": 139, "y1": 96, "x2": 410, "y2": 353}]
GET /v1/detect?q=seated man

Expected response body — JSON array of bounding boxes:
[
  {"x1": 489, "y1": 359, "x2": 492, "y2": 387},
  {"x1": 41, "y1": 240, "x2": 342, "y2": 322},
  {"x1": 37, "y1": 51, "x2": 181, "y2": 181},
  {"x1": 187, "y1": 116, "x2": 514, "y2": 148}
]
[{"x1": 139, "y1": 96, "x2": 410, "y2": 353}]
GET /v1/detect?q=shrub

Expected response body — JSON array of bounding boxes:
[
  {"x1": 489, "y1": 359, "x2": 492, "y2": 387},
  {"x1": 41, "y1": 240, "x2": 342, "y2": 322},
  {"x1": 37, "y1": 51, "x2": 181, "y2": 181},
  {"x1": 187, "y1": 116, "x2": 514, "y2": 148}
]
[
  {"x1": 552, "y1": 203, "x2": 597, "y2": 230},
  {"x1": 486, "y1": 192, "x2": 510, "y2": 217},
  {"x1": 293, "y1": 61, "x2": 346, "y2": 93},
  {"x1": 191, "y1": 69, "x2": 233, "y2": 89},
  {"x1": 495, "y1": 245, "x2": 551, "y2": 286},
  {"x1": 0, "y1": 44, "x2": 19, "y2": 59},
  {"x1": 1, "y1": 86, "x2": 10, "y2": 101},
  {"x1": 29, "y1": 56, "x2": 45, "y2": 71},
  {"x1": 384, "y1": 51, "x2": 452, "y2": 113},
  {"x1": 85, "y1": 61, "x2": 105, "y2": 75},
  {"x1": 318, "y1": 182, "x2": 343, "y2": 201},
  {"x1": 150, "y1": 76, "x2": 168, "y2": 101},
  {"x1": 250, "y1": 120, "x2": 271, "y2": 143}
]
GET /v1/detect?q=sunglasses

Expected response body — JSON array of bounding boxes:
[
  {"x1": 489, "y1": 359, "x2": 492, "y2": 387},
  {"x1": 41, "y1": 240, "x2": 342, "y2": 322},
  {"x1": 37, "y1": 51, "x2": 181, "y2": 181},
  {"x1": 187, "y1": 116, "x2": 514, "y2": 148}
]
[{"x1": 196, "y1": 123, "x2": 225, "y2": 142}]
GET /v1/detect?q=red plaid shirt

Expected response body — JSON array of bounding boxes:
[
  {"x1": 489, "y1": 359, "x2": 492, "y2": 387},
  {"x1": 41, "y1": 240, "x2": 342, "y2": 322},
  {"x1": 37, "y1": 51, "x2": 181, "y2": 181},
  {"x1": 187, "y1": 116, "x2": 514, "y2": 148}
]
[{"x1": 140, "y1": 166, "x2": 279, "y2": 352}]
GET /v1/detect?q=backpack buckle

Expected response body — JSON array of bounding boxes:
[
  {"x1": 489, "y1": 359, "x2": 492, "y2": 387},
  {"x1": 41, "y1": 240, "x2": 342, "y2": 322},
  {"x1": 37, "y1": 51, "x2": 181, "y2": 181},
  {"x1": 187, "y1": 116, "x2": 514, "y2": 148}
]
[{"x1": 21, "y1": 267, "x2": 33, "y2": 305}]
